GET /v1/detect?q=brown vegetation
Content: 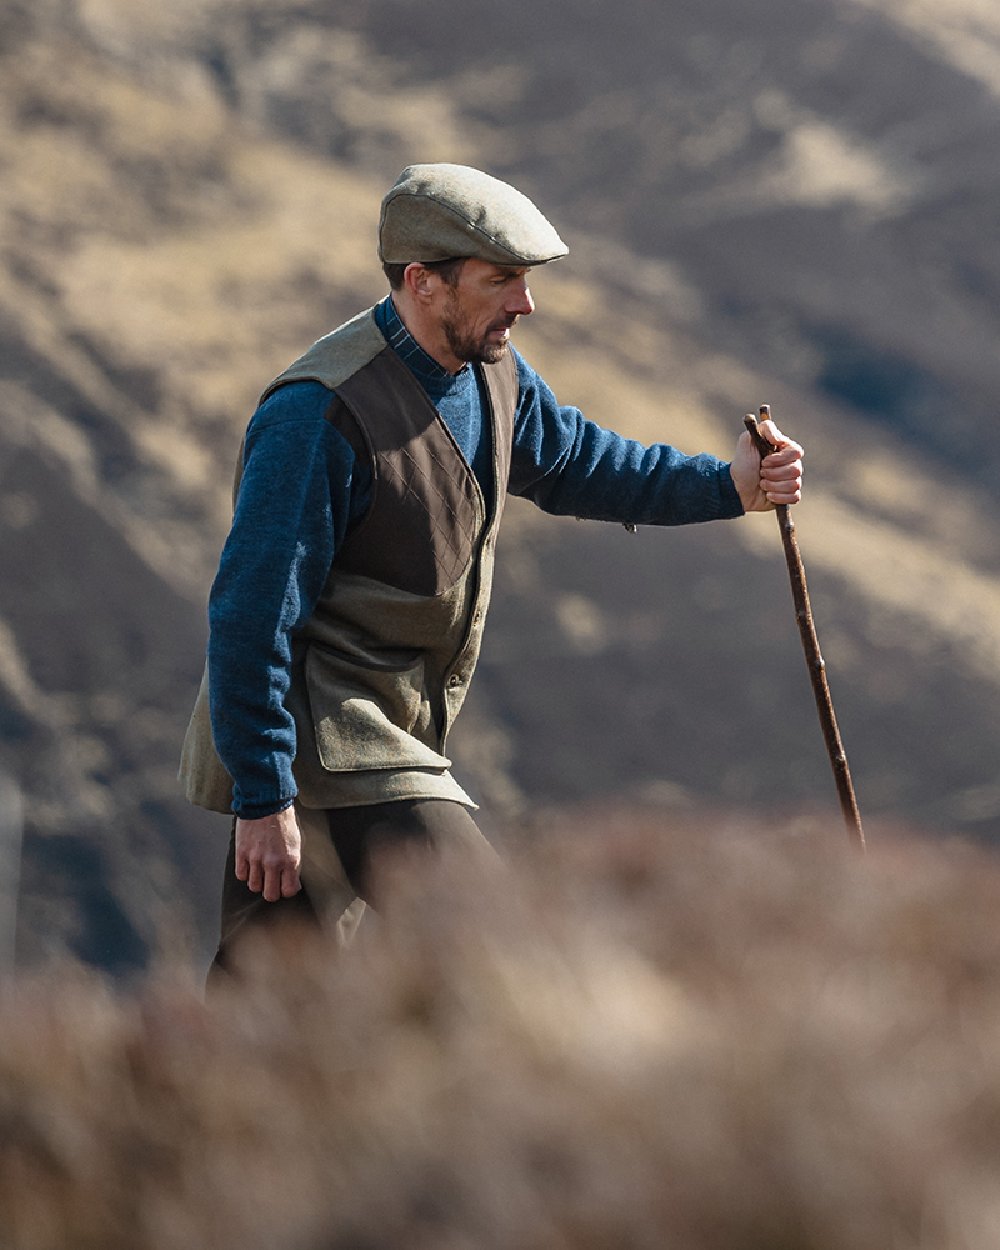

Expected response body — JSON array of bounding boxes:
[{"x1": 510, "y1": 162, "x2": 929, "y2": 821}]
[{"x1": 3, "y1": 811, "x2": 1000, "y2": 1248}]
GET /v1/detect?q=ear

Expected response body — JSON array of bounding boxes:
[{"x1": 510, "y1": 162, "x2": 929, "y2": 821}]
[{"x1": 402, "y1": 263, "x2": 436, "y2": 299}]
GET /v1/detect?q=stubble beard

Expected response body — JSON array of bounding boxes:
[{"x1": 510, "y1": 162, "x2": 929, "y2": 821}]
[{"x1": 441, "y1": 295, "x2": 512, "y2": 365}]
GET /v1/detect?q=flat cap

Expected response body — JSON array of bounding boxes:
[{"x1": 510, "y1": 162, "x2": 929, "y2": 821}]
[{"x1": 378, "y1": 163, "x2": 568, "y2": 267}]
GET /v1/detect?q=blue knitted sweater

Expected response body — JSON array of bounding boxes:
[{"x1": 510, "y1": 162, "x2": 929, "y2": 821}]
[{"x1": 208, "y1": 297, "x2": 743, "y2": 818}]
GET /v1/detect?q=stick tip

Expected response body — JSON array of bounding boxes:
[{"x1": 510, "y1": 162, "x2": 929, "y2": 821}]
[{"x1": 759, "y1": 404, "x2": 771, "y2": 419}]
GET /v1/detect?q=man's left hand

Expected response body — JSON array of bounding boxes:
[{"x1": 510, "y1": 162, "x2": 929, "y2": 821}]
[{"x1": 731, "y1": 418, "x2": 804, "y2": 513}]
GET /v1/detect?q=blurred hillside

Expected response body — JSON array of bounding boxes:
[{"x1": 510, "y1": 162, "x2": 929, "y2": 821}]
[
  {"x1": 2, "y1": 0, "x2": 1000, "y2": 972},
  {"x1": 6, "y1": 818, "x2": 1000, "y2": 1248}
]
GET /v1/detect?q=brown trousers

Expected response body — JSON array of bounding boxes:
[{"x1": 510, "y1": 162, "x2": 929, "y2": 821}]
[{"x1": 209, "y1": 798, "x2": 488, "y2": 980}]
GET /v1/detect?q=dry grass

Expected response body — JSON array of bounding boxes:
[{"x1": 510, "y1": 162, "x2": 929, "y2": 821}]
[{"x1": 3, "y1": 812, "x2": 1000, "y2": 1248}]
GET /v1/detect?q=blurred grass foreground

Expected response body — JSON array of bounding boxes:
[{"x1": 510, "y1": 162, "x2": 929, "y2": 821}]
[{"x1": 3, "y1": 812, "x2": 1000, "y2": 1249}]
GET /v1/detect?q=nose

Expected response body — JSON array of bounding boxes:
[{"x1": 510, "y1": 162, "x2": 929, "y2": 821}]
[{"x1": 509, "y1": 282, "x2": 534, "y2": 317}]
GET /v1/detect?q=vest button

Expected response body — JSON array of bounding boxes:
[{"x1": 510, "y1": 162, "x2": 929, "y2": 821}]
[{"x1": 448, "y1": 673, "x2": 463, "y2": 687}]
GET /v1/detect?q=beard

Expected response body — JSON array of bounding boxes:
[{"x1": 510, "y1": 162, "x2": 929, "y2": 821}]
[{"x1": 441, "y1": 293, "x2": 513, "y2": 365}]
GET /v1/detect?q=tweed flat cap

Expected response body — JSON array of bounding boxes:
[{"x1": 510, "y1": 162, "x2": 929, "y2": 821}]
[{"x1": 378, "y1": 163, "x2": 568, "y2": 266}]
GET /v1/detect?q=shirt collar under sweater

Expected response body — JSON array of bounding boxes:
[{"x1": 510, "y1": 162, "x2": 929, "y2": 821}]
[{"x1": 374, "y1": 295, "x2": 475, "y2": 402}]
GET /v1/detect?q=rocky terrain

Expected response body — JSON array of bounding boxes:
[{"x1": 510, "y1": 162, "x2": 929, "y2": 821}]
[{"x1": 3, "y1": 0, "x2": 1000, "y2": 972}]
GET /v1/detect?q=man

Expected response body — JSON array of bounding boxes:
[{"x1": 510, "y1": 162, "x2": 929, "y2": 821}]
[{"x1": 180, "y1": 163, "x2": 803, "y2": 968}]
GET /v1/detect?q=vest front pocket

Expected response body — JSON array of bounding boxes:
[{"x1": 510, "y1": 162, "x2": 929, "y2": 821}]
[{"x1": 304, "y1": 642, "x2": 449, "y2": 774}]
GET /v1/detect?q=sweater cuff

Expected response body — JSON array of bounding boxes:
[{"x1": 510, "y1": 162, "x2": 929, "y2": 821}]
[
  {"x1": 232, "y1": 795, "x2": 297, "y2": 821},
  {"x1": 719, "y1": 463, "x2": 744, "y2": 518}
]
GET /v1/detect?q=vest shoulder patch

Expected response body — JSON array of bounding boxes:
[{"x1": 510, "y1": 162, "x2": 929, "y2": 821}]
[{"x1": 335, "y1": 350, "x2": 482, "y2": 595}]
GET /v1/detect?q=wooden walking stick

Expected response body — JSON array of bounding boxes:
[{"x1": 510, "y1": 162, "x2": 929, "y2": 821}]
[{"x1": 744, "y1": 405, "x2": 866, "y2": 851}]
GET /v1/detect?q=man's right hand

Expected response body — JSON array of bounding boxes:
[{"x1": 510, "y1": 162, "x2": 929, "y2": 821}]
[
  {"x1": 235, "y1": 807, "x2": 302, "y2": 902},
  {"x1": 731, "y1": 417, "x2": 803, "y2": 513}
]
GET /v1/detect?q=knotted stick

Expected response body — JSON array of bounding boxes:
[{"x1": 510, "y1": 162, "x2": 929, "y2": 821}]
[{"x1": 745, "y1": 405, "x2": 866, "y2": 851}]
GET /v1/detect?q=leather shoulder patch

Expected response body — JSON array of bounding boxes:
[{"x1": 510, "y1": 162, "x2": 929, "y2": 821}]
[{"x1": 334, "y1": 349, "x2": 482, "y2": 596}]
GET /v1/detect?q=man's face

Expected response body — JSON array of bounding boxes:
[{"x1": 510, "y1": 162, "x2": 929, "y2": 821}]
[{"x1": 439, "y1": 260, "x2": 535, "y2": 365}]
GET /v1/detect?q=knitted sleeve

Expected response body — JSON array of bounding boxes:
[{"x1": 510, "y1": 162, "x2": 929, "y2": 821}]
[
  {"x1": 507, "y1": 350, "x2": 743, "y2": 525},
  {"x1": 207, "y1": 382, "x2": 369, "y2": 819}
]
